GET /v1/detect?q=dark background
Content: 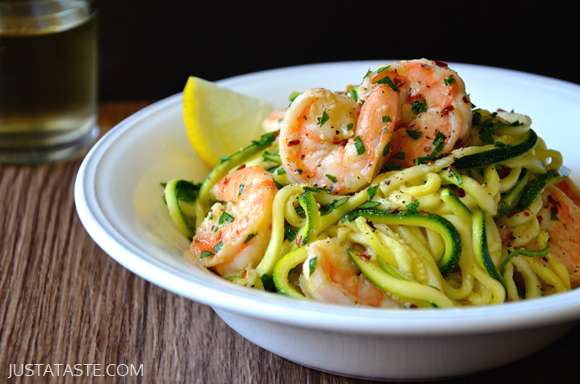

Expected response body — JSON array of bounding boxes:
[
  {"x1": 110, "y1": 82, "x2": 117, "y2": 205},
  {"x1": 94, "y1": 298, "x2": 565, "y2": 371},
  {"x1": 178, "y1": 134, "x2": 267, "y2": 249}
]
[{"x1": 97, "y1": 1, "x2": 577, "y2": 100}]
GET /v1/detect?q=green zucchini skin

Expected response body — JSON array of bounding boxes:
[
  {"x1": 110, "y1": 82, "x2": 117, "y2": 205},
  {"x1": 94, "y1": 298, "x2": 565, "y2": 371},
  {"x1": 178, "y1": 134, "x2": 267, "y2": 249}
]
[
  {"x1": 499, "y1": 246, "x2": 549, "y2": 272},
  {"x1": 515, "y1": 170, "x2": 559, "y2": 212},
  {"x1": 454, "y1": 129, "x2": 538, "y2": 170},
  {"x1": 498, "y1": 169, "x2": 529, "y2": 217},
  {"x1": 344, "y1": 208, "x2": 461, "y2": 276},
  {"x1": 196, "y1": 131, "x2": 278, "y2": 215},
  {"x1": 440, "y1": 188, "x2": 471, "y2": 221},
  {"x1": 163, "y1": 179, "x2": 199, "y2": 238},
  {"x1": 349, "y1": 249, "x2": 454, "y2": 308},
  {"x1": 472, "y1": 210, "x2": 503, "y2": 282},
  {"x1": 295, "y1": 191, "x2": 321, "y2": 247},
  {"x1": 272, "y1": 248, "x2": 307, "y2": 299}
]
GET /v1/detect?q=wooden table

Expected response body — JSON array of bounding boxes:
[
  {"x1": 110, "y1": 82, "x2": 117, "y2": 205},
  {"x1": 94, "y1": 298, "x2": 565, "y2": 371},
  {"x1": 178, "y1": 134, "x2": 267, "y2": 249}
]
[{"x1": 1, "y1": 101, "x2": 578, "y2": 383}]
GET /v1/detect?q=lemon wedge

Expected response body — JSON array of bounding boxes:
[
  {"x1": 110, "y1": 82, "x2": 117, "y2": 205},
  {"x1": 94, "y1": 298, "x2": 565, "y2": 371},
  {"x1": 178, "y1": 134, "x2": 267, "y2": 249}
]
[{"x1": 183, "y1": 76, "x2": 274, "y2": 167}]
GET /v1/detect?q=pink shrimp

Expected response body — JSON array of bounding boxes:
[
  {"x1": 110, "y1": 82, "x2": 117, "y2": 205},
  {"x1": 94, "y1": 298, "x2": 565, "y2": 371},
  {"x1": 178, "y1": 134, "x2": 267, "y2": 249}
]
[
  {"x1": 359, "y1": 59, "x2": 472, "y2": 167},
  {"x1": 279, "y1": 86, "x2": 400, "y2": 194},
  {"x1": 191, "y1": 166, "x2": 276, "y2": 276},
  {"x1": 538, "y1": 178, "x2": 580, "y2": 287},
  {"x1": 300, "y1": 239, "x2": 399, "y2": 308}
]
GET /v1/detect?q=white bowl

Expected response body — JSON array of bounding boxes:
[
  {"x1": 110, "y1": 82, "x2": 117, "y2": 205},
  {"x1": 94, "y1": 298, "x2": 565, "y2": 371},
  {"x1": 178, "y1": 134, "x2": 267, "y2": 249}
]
[{"x1": 75, "y1": 62, "x2": 580, "y2": 380}]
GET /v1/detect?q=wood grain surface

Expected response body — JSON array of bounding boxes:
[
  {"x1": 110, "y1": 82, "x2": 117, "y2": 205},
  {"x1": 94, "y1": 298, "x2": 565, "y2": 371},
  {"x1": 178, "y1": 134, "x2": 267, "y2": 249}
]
[{"x1": 0, "y1": 101, "x2": 578, "y2": 383}]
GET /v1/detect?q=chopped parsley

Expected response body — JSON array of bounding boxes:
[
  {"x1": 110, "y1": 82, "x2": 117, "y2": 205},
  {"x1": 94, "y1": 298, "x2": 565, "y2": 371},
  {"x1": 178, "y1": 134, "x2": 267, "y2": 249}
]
[
  {"x1": 550, "y1": 207, "x2": 559, "y2": 221},
  {"x1": 288, "y1": 91, "x2": 301, "y2": 102},
  {"x1": 472, "y1": 108, "x2": 523, "y2": 145},
  {"x1": 443, "y1": 76, "x2": 455, "y2": 86},
  {"x1": 406, "y1": 129, "x2": 422, "y2": 140},
  {"x1": 284, "y1": 223, "x2": 298, "y2": 242},
  {"x1": 238, "y1": 183, "x2": 245, "y2": 196},
  {"x1": 447, "y1": 168, "x2": 463, "y2": 185},
  {"x1": 406, "y1": 200, "x2": 420, "y2": 213},
  {"x1": 411, "y1": 99, "x2": 428, "y2": 114},
  {"x1": 346, "y1": 123, "x2": 354, "y2": 131},
  {"x1": 363, "y1": 69, "x2": 372, "y2": 79},
  {"x1": 382, "y1": 115, "x2": 392, "y2": 123},
  {"x1": 354, "y1": 136, "x2": 365, "y2": 155},
  {"x1": 432, "y1": 131, "x2": 446, "y2": 152},
  {"x1": 382, "y1": 143, "x2": 390, "y2": 157},
  {"x1": 213, "y1": 241, "x2": 224, "y2": 253},
  {"x1": 416, "y1": 131, "x2": 446, "y2": 164},
  {"x1": 251, "y1": 131, "x2": 278, "y2": 147},
  {"x1": 317, "y1": 110, "x2": 330, "y2": 126},
  {"x1": 244, "y1": 233, "x2": 257, "y2": 243},
  {"x1": 200, "y1": 250, "x2": 214, "y2": 258},
  {"x1": 218, "y1": 211, "x2": 235, "y2": 225},
  {"x1": 367, "y1": 185, "x2": 378, "y2": 199},
  {"x1": 309, "y1": 257, "x2": 318, "y2": 275},
  {"x1": 376, "y1": 76, "x2": 399, "y2": 92},
  {"x1": 349, "y1": 88, "x2": 358, "y2": 102},
  {"x1": 276, "y1": 167, "x2": 286, "y2": 175},
  {"x1": 325, "y1": 174, "x2": 338, "y2": 183}
]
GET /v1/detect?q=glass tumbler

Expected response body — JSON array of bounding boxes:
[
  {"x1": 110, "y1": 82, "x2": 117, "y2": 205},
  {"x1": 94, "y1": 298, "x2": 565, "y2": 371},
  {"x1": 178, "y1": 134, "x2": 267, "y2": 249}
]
[{"x1": 0, "y1": 0, "x2": 97, "y2": 163}]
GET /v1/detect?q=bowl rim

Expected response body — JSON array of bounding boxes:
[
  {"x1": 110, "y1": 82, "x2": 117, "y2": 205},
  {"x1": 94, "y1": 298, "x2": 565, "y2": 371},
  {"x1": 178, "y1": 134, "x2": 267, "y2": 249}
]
[{"x1": 75, "y1": 61, "x2": 580, "y2": 335}]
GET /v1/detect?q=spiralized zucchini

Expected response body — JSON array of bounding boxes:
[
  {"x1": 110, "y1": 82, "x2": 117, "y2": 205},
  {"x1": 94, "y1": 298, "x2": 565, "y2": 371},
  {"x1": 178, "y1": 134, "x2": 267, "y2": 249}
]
[{"x1": 164, "y1": 107, "x2": 573, "y2": 309}]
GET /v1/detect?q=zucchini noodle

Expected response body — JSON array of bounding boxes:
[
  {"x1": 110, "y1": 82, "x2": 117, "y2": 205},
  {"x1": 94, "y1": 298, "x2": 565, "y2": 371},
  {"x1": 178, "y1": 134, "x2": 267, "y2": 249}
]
[{"x1": 165, "y1": 95, "x2": 577, "y2": 308}]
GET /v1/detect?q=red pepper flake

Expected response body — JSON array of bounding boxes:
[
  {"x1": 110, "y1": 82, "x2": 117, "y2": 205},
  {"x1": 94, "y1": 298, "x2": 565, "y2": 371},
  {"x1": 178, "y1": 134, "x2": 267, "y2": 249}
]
[
  {"x1": 497, "y1": 166, "x2": 511, "y2": 178},
  {"x1": 236, "y1": 164, "x2": 246, "y2": 171},
  {"x1": 547, "y1": 195, "x2": 560, "y2": 208},
  {"x1": 295, "y1": 236, "x2": 303, "y2": 246},
  {"x1": 455, "y1": 188, "x2": 466, "y2": 197},
  {"x1": 434, "y1": 60, "x2": 448, "y2": 68},
  {"x1": 523, "y1": 211, "x2": 530, "y2": 217},
  {"x1": 359, "y1": 253, "x2": 371, "y2": 262},
  {"x1": 288, "y1": 139, "x2": 300, "y2": 146},
  {"x1": 409, "y1": 304, "x2": 418, "y2": 309},
  {"x1": 441, "y1": 105, "x2": 454, "y2": 116},
  {"x1": 462, "y1": 95, "x2": 470, "y2": 104},
  {"x1": 393, "y1": 76, "x2": 405, "y2": 88}
]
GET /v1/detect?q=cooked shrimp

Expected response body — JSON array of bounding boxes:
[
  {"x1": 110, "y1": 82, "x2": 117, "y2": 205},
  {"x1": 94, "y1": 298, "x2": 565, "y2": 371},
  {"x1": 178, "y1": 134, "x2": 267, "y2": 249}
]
[
  {"x1": 191, "y1": 166, "x2": 276, "y2": 276},
  {"x1": 262, "y1": 109, "x2": 285, "y2": 132},
  {"x1": 538, "y1": 180, "x2": 580, "y2": 287},
  {"x1": 279, "y1": 87, "x2": 400, "y2": 193},
  {"x1": 300, "y1": 239, "x2": 400, "y2": 307},
  {"x1": 359, "y1": 59, "x2": 472, "y2": 167}
]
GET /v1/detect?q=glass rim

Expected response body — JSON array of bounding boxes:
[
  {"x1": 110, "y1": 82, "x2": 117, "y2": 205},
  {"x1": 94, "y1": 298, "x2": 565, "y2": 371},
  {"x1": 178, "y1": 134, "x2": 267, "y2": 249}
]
[{"x1": 0, "y1": 0, "x2": 95, "y2": 35}]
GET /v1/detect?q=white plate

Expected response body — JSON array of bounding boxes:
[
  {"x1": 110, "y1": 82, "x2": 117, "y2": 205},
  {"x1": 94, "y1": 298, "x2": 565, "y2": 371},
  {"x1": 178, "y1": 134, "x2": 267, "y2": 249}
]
[{"x1": 75, "y1": 61, "x2": 580, "y2": 380}]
